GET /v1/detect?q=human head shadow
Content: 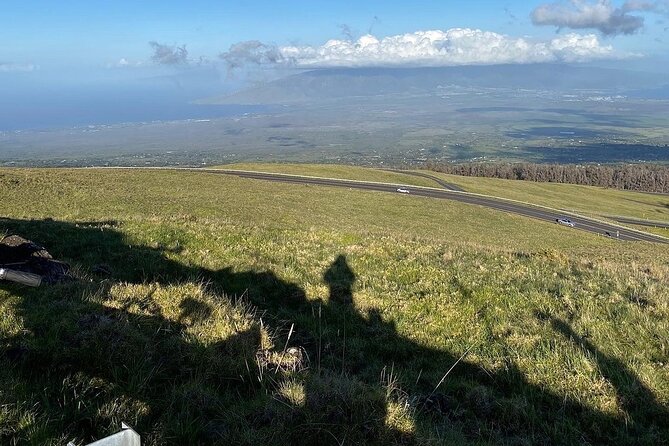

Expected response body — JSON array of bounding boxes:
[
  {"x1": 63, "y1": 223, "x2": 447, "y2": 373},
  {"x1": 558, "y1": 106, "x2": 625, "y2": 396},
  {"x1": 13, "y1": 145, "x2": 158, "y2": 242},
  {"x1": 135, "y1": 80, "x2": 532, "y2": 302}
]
[
  {"x1": 2, "y1": 218, "x2": 668, "y2": 444},
  {"x1": 323, "y1": 254, "x2": 356, "y2": 305}
]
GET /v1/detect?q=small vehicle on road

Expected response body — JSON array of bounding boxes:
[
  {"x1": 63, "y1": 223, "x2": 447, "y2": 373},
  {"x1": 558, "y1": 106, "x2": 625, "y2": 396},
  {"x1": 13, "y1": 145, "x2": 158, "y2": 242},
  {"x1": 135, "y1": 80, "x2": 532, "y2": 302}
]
[
  {"x1": 556, "y1": 217, "x2": 575, "y2": 227},
  {"x1": 396, "y1": 188, "x2": 410, "y2": 194}
]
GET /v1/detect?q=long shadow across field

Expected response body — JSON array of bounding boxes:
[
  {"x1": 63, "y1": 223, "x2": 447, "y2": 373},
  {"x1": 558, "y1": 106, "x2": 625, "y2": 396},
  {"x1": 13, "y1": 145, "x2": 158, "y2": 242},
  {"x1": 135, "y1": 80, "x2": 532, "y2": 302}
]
[{"x1": 0, "y1": 218, "x2": 666, "y2": 445}]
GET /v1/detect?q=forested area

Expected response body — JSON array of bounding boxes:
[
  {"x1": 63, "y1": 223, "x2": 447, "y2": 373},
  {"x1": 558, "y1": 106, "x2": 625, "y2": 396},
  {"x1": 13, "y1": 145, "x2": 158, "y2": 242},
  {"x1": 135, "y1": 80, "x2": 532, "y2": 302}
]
[{"x1": 426, "y1": 162, "x2": 669, "y2": 193}]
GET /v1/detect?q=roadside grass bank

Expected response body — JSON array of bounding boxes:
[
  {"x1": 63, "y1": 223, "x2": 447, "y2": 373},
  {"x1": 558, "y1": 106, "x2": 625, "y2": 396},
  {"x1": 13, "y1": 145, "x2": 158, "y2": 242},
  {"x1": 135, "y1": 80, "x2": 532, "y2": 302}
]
[
  {"x1": 217, "y1": 162, "x2": 668, "y2": 225},
  {"x1": 627, "y1": 224, "x2": 669, "y2": 238},
  {"x1": 218, "y1": 163, "x2": 439, "y2": 188},
  {"x1": 417, "y1": 170, "x2": 669, "y2": 223}
]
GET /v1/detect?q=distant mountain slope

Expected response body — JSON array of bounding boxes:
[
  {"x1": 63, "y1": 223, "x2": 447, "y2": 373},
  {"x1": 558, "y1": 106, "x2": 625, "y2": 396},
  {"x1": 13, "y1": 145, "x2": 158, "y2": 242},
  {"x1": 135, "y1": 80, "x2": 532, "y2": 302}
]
[
  {"x1": 202, "y1": 64, "x2": 666, "y2": 104},
  {"x1": 627, "y1": 84, "x2": 669, "y2": 99}
]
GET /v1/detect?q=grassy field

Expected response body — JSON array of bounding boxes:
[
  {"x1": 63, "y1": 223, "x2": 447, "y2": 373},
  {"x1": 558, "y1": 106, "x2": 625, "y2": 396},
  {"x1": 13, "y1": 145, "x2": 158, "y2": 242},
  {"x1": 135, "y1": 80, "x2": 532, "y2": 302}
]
[
  {"x1": 628, "y1": 224, "x2": 669, "y2": 238},
  {"x1": 1, "y1": 168, "x2": 668, "y2": 445},
  {"x1": 220, "y1": 163, "x2": 439, "y2": 188},
  {"x1": 221, "y1": 163, "x2": 669, "y2": 223}
]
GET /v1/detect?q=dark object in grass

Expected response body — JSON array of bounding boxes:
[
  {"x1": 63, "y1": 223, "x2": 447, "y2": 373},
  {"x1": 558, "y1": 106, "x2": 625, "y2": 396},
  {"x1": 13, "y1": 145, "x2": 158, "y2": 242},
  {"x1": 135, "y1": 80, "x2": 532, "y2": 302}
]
[
  {"x1": 0, "y1": 235, "x2": 71, "y2": 284},
  {"x1": 417, "y1": 392, "x2": 457, "y2": 415},
  {"x1": 92, "y1": 263, "x2": 113, "y2": 276}
]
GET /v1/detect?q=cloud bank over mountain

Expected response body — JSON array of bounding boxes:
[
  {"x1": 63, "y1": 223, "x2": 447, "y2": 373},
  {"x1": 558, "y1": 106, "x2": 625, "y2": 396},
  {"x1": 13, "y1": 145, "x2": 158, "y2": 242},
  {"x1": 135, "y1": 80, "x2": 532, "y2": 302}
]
[{"x1": 221, "y1": 28, "x2": 617, "y2": 70}]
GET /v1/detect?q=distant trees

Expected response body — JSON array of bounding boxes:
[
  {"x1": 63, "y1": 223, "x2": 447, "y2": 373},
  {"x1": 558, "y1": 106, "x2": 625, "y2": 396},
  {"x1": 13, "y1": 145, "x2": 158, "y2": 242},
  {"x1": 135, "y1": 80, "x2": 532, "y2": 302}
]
[{"x1": 425, "y1": 162, "x2": 669, "y2": 193}]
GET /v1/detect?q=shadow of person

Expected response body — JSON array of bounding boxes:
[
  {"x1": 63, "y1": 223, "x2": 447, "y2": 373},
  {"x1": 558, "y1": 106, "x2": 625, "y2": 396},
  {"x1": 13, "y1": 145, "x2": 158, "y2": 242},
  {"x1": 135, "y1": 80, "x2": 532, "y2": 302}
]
[
  {"x1": 2, "y1": 217, "x2": 667, "y2": 445},
  {"x1": 311, "y1": 255, "x2": 669, "y2": 445},
  {"x1": 323, "y1": 254, "x2": 356, "y2": 305},
  {"x1": 0, "y1": 218, "x2": 405, "y2": 445}
]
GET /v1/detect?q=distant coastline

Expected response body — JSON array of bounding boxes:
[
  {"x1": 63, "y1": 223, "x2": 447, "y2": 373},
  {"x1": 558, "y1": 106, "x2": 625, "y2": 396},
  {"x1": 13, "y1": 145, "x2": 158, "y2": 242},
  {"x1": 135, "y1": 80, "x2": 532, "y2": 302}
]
[{"x1": 0, "y1": 84, "x2": 267, "y2": 132}]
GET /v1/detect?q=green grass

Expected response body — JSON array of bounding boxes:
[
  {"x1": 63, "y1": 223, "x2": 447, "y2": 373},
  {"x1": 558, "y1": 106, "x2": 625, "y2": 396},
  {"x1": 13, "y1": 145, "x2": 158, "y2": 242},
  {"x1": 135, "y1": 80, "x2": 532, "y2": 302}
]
[
  {"x1": 628, "y1": 224, "x2": 669, "y2": 238},
  {"x1": 2, "y1": 168, "x2": 651, "y2": 259},
  {"x1": 1, "y1": 168, "x2": 668, "y2": 445},
  {"x1": 219, "y1": 163, "x2": 439, "y2": 187},
  {"x1": 415, "y1": 170, "x2": 669, "y2": 223},
  {"x1": 220, "y1": 162, "x2": 669, "y2": 223}
]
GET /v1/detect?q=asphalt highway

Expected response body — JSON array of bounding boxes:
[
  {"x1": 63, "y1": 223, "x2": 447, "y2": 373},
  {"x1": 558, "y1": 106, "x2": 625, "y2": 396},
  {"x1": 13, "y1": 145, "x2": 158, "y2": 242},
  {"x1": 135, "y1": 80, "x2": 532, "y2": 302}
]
[
  {"x1": 203, "y1": 169, "x2": 668, "y2": 244},
  {"x1": 384, "y1": 169, "x2": 465, "y2": 192},
  {"x1": 611, "y1": 216, "x2": 669, "y2": 229}
]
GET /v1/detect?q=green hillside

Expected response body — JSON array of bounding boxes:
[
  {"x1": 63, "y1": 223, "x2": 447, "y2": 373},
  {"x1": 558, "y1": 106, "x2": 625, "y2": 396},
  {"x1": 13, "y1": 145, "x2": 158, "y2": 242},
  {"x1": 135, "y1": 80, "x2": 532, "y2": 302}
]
[
  {"x1": 220, "y1": 163, "x2": 669, "y2": 224},
  {"x1": 1, "y1": 168, "x2": 668, "y2": 445},
  {"x1": 419, "y1": 170, "x2": 669, "y2": 223}
]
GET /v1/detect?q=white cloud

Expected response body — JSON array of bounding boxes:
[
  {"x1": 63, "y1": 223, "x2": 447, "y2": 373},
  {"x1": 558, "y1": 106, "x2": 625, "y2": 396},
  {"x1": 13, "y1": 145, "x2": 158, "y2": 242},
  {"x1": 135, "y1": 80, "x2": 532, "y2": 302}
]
[
  {"x1": 106, "y1": 58, "x2": 145, "y2": 69},
  {"x1": 0, "y1": 62, "x2": 38, "y2": 73},
  {"x1": 532, "y1": 0, "x2": 669, "y2": 35},
  {"x1": 276, "y1": 29, "x2": 616, "y2": 68},
  {"x1": 623, "y1": 0, "x2": 669, "y2": 13},
  {"x1": 219, "y1": 40, "x2": 288, "y2": 70},
  {"x1": 149, "y1": 41, "x2": 189, "y2": 65}
]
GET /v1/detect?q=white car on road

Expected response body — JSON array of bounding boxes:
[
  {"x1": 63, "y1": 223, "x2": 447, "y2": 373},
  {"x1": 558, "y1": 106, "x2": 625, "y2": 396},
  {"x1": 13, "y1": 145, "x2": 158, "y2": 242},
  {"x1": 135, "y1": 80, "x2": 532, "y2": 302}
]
[
  {"x1": 556, "y1": 218, "x2": 575, "y2": 227},
  {"x1": 396, "y1": 188, "x2": 410, "y2": 194}
]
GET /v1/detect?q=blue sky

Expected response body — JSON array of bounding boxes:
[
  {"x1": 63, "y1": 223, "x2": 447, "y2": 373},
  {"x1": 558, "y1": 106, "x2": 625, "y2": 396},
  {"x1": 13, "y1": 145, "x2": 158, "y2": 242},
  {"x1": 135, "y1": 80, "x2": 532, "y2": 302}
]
[{"x1": 2, "y1": 0, "x2": 667, "y2": 73}]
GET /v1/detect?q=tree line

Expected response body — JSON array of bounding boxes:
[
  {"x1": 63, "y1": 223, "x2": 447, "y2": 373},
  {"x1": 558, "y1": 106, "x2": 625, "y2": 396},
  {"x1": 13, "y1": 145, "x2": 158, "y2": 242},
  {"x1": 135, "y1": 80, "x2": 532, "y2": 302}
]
[{"x1": 425, "y1": 162, "x2": 669, "y2": 193}]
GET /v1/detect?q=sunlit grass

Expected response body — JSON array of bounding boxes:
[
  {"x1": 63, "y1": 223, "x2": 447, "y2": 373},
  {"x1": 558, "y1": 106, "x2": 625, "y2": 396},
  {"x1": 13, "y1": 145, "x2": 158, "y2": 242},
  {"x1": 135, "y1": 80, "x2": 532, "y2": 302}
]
[{"x1": 219, "y1": 162, "x2": 438, "y2": 187}]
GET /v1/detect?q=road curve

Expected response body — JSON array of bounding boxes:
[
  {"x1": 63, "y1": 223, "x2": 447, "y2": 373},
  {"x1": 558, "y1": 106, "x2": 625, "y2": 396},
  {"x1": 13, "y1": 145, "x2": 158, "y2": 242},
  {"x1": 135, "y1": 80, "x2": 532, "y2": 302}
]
[
  {"x1": 384, "y1": 169, "x2": 465, "y2": 192},
  {"x1": 202, "y1": 169, "x2": 668, "y2": 244}
]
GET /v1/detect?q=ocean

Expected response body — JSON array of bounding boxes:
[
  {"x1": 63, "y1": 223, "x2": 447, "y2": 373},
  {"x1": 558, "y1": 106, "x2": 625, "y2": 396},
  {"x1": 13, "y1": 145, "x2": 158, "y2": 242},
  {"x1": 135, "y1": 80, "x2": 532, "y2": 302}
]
[{"x1": 0, "y1": 81, "x2": 264, "y2": 131}]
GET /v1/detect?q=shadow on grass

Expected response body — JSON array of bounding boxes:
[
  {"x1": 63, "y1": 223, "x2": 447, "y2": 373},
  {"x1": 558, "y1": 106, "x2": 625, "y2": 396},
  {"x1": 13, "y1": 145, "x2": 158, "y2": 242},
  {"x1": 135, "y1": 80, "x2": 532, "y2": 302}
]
[
  {"x1": 537, "y1": 311, "x2": 668, "y2": 438},
  {"x1": 1, "y1": 218, "x2": 667, "y2": 445}
]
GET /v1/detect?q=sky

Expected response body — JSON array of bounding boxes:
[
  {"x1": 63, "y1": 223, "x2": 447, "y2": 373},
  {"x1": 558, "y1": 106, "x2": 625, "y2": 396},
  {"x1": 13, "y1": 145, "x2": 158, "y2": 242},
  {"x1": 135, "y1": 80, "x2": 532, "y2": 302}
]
[
  {"x1": 2, "y1": 0, "x2": 668, "y2": 75},
  {"x1": 1, "y1": 0, "x2": 668, "y2": 131}
]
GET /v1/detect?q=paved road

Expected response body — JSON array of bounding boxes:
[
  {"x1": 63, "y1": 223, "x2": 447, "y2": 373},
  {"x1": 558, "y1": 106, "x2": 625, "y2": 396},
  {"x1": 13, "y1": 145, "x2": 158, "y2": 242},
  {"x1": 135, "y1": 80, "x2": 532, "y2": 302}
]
[
  {"x1": 203, "y1": 169, "x2": 668, "y2": 244},
  {"x1": 385, "y1": 169, "x2": 465, "y2": 192},
  {"x1": 611, "y1": 216, "x2": 669, "y2": 229}
]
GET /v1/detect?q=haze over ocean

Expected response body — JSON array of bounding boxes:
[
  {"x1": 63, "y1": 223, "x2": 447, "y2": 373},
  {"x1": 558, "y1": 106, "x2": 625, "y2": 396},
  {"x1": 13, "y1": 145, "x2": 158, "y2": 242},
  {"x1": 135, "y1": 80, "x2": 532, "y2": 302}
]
[{"x1": 0, "y1": 79, "x2": 265, "y2": 131}]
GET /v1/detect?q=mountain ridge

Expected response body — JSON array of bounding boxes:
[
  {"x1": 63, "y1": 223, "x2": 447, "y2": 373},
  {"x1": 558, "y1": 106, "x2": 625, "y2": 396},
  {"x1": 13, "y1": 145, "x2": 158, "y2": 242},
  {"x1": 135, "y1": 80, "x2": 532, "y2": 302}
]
[{"x1": 201, "y1": 64, "x2": 667, "y2": 105}]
